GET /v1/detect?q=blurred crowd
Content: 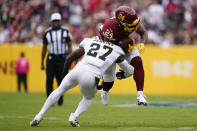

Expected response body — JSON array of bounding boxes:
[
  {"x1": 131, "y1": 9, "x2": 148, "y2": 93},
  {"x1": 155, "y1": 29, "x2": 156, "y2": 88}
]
[{"x1": 0, "y1": 0, "x2": 197, "y2": 47}]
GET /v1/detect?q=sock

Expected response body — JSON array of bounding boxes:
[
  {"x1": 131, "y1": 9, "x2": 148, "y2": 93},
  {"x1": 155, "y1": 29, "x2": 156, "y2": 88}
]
[
  {"x1": 73, "y1": 97, "x2": 93, "y2": 118},
  {"x1": 37, "y1": 88, "x2": 64, "y2": 117},
  {"x1": 130, "y1": 56, "x2": 144, "y2": 91},
  {"x1": 102, "y1": 81, "x2": 114, "y2": 92},
  {"x1": 137, "y1": 91, "x2": 143, "y2": 97}
]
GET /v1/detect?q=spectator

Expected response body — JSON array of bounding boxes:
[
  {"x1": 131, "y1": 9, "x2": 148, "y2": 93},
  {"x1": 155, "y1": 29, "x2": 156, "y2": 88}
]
[
  {"x1": 0, "y1": 24, "x2": 9, "y2": 44},
  {"x1": 147, "y1": 0, "x2": 165, "y2": 31},
  {"x1": 174, "y1": 30, "x2": 185, "y2": 45},
  {"x1": 0, "y1": 0, "x2": 196, "y2": 46},
  {"x1": 191, "y1": 1, "x2": 197, "y2": 45},
  {"x1": 15, "y1": 52, "x2": 30, "y2": 93}
]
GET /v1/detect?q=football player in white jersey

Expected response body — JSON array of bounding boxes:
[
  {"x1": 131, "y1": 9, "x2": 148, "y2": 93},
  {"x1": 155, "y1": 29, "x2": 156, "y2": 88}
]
[{"x1": 30, "y1": 36, "x2": 134, "y2": 127}]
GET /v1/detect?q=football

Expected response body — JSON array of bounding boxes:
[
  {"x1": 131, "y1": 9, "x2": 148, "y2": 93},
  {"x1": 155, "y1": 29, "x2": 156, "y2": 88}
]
[{"x1": 118, "y1": 37, "x2": 134, "y2": 53}]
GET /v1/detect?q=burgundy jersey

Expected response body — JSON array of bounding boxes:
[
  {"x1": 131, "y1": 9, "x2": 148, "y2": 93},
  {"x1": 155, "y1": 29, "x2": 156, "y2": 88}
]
[{"x1": 99, "y1": 17, "x2": 130, "y2": 44}]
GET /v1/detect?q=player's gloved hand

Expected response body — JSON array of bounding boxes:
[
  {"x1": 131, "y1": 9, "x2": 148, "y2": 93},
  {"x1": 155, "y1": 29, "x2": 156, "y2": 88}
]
[
  {"x1": 136, "y1": 43, "x2": 145, "y2": 54},
  {"x1": 95, "y1": 77, "x2": 102, "y2": 90},
  {"x1": 116, "y1": 69, "x2": 126, "y2": 79},
  {"x1": 97, "y1": 85, "x2": 103, "y2": 90},
  {"x1": 127, "y1": 39, "x2": 135, "y2": 53}
]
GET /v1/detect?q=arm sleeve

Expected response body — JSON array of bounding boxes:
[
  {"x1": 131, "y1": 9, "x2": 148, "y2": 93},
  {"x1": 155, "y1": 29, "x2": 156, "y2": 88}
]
[{"x1": 117, "y1": 60, "x2": 134, "y2": 77}]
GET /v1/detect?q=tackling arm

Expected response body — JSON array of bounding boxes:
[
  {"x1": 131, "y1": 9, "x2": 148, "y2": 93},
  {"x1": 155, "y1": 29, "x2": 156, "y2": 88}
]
[
  {"x1": 62, "y1": 47, "x2": 85, "y2": 77},
  {"x1": 116, "y1": 55, "x2": 134, "y2": 77}
]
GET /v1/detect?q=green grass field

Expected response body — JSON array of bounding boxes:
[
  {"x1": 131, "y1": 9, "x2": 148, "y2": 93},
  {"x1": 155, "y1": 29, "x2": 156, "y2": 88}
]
[{"x1": 0, "y1": 93, "x2": 197, "y2": 131}]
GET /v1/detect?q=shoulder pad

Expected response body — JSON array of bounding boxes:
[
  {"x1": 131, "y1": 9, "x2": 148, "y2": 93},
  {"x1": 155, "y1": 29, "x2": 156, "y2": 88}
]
[{"x1": 114, "y1": 45, "x2": 125, "y2": 56}]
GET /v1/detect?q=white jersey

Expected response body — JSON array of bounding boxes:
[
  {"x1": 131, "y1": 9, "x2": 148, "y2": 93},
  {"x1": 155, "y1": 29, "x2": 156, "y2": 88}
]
[
  {"x1": 77, "y1": 36, "x2": 125, "y2": 78},
  {"x1": 31, "y1": 37, "x2": 134, "y2": 125}
]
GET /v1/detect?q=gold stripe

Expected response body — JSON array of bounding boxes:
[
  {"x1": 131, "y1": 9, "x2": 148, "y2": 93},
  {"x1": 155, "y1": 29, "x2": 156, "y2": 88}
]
[{"x1": 126, "y1": 17, "x2": 140, "y2": 26}]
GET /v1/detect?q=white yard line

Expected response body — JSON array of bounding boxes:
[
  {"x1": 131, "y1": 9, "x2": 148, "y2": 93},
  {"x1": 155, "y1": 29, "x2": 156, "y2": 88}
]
[{"x1": 0, "y1": 115, "x2": 60, "y2": 120}]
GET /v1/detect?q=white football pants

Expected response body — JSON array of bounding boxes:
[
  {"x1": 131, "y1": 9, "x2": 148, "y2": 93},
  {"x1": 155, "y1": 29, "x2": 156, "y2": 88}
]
[{"x1": 36, "y1": 65, "x2": 98, "y2": 118}]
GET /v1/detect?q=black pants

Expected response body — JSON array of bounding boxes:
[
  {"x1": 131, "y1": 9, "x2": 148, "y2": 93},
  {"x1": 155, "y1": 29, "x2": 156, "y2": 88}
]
[
  {"x1": 46, "y1": 54, "x2": 66, "y2": 105},
  {"x1": 17, "y1": 74, "x2": 27, "y2": 92}
]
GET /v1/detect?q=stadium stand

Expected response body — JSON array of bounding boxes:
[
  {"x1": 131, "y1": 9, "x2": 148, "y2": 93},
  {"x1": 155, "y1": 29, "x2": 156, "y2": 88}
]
[{"x1": 0, "y1": 0, "x2": 197, "y2": 46}]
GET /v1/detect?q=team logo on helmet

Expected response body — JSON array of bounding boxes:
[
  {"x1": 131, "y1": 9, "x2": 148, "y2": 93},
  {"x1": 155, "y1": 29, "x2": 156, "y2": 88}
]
[
  {"x1": 115, "y1": 6, "x2": 140, "y2": 33},
  {"x1": 117, "y1": 12, "x2": 125, "y2": 22}
]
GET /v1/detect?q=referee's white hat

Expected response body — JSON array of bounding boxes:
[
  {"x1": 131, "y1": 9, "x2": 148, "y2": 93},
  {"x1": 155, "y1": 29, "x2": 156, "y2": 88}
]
[{"x1": 51, "y1": 12, "x2": 61, "y2": 21}]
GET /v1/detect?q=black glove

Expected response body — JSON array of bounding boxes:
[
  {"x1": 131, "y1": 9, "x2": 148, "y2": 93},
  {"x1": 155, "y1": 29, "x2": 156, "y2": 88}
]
[
  {"x1": 97, "y1": 85, "x2": 103, "y2": 90},
  {"x1": 116, "y1": 69, "x2": 126, "y2": 79},
  {"x1": 95, "y1": 77, "x2": 103, "y2": 90}
]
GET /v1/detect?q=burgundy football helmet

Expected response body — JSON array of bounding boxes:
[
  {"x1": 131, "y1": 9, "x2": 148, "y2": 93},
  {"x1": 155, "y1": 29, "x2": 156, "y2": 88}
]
[{"x1": 115, "y1": 6, "x2": 140, "y2": 33}]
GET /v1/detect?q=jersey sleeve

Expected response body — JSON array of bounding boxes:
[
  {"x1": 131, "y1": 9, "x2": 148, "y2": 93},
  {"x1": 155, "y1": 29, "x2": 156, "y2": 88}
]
[
  {"x1": 62, "y1": 26, "x2": 72, "y2": 43},
  {"x1": 118, "y1": 60, "x2": 134, "y2": 77},
  {"x1": 79, "y1": 38, "x2": 91, "y2": 50},
  {"x1": 100, "y1": 17, "x2": 129, "y2": 43},
  {"x1": 114, "y1": 45, "x2": 125, "y2": 56}
]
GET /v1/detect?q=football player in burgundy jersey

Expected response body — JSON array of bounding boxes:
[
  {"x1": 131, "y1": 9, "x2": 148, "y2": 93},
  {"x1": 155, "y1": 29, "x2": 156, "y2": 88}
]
[{"x1": 99, "y1": 6, "x2": 148, "y2": 106}]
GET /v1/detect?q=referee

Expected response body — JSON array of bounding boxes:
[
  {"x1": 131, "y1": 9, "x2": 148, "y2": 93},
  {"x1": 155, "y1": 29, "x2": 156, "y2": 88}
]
[{"x1": 41, "y1": 12, "x2": 72, "y2": 106}]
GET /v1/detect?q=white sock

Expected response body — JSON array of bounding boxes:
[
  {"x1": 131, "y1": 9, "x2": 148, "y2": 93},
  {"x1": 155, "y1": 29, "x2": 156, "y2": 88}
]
[
  {"x1": 102, "y1": 89, "x2": 108, "y2": 94},
  {"x1": 37, "y1": 89, "x2": 64, "y2": 117},
  {"x1": 137, "y1": 91, "x2": 143, "y2": 97},
  {"x1": 73, "y1": 97, "x2": 93, "y2": 118}
]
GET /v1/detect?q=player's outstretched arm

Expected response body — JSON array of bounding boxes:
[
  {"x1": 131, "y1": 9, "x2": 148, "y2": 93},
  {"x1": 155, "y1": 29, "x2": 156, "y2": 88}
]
[
  {"x1": 116, "y1": 55, "x2": 134, "y2": 78},
  {"x1": 62, "y1": 47, "x2": 85, "y2": 77},
  {"x1": 136, "y1": 23, "x2": 148, "y2": 44}
]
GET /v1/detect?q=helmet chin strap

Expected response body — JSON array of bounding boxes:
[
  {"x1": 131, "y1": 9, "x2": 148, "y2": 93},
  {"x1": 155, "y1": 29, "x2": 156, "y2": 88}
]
[
  {"x1": 115, "y1": 19, "x2": 123, "y2": 28},
  {"x1": 126, "y1": 28, "x2": 137, "y2": 33}
]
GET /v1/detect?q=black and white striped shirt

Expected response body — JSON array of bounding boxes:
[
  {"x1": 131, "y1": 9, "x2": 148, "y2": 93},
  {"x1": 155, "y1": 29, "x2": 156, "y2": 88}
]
[{"x1": 43, "y1": 26, "x2": 72, "y2": 55}]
